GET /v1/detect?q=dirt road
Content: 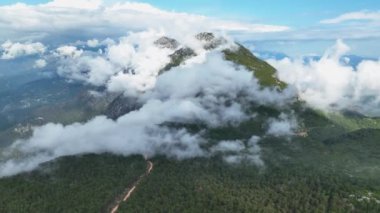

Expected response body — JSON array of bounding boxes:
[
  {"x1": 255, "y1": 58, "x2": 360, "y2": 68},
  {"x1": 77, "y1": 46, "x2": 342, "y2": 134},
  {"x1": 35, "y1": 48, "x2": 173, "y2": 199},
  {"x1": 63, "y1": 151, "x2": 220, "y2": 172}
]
[{"x1": 110, "y1": 160, "x2": 153, "y2": 213}]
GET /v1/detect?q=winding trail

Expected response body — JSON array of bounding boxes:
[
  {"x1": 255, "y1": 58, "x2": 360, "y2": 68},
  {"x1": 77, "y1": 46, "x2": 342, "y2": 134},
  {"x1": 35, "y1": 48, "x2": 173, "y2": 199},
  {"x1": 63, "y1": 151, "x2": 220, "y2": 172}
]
[{"x1": 110, "y1": 160, "x2": 153, "y2": 213}]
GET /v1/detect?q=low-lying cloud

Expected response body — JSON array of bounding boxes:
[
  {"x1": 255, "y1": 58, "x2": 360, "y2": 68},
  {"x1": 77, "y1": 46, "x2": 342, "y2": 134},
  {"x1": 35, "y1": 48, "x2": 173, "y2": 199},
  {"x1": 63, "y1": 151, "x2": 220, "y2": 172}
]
[
  {"x1": 266, "y1": 113, "x2": 297, "y2": 137},
  {"x1": 1, "y1": 41, "x2": 46, "y2": 60},
  {"x1": 268, "y1": 40, "x2": 380, "y2": 116},
  {"x1": 0, "y1": 46, "x2": 295, "y2": 177},
  {"x1": 211, "y1": 136, "x2": 263, "y2": 165}
]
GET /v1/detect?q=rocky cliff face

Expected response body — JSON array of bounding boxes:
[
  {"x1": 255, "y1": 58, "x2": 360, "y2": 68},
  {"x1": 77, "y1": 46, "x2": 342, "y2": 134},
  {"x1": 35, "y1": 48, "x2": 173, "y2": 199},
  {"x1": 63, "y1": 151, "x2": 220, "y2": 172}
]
[
  {"x1": 196, "y1": 32, "x2": 227, "y2": 50},
  {"x1": 105, "y1": 95, "x2": 141, "y2": 120},
  {"x1": 154, "y1": 36, "x2": 179, "y2": 49},
  {"x1": 160, "y1": 47, "x2": 196, "y2": 73}
]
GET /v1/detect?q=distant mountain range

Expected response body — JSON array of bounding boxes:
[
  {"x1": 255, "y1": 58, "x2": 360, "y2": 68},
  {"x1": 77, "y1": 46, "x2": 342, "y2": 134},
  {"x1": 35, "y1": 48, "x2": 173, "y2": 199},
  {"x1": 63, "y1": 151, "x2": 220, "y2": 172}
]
[{"x1": 250, "y1": 49, "x2": 377, "y2": 67}]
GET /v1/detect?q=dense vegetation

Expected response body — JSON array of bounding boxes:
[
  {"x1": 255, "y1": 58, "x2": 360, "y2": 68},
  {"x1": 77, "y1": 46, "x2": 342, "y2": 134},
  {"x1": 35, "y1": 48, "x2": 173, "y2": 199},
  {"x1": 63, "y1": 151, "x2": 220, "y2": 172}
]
[
  {"x1": 0, "y1": 155, "x2": 146, "y2": 213},
  {"x1": 113, "y1": 104, "x2": 380, "y2": 212},
  {"x1": 118, "y1": 128, "x2": 380, "y2": 212}
]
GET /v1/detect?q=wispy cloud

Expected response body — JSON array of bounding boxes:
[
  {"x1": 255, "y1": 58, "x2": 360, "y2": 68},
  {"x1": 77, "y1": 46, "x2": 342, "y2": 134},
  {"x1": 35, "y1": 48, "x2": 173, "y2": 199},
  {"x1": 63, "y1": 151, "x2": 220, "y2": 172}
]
[
  {"x1": 235, "y1": 11, "x2": 380, "y2": 46},
  {"x1": 321, "y1": 11, "x2": 380, "y2": 24}
]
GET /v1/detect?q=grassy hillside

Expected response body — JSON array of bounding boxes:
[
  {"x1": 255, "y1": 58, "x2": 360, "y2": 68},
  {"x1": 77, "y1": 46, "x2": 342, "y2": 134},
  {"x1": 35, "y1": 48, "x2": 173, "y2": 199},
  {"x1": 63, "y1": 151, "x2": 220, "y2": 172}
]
[
  {"x1": 157, "y1": 33, "x2": 286, "y2": 90},
  {"x1": 223, "y1": 44, "x2": 287, "y2": 90},
  {"x1": 326, "y1": 112, "x2": 380, "y2": 131}
]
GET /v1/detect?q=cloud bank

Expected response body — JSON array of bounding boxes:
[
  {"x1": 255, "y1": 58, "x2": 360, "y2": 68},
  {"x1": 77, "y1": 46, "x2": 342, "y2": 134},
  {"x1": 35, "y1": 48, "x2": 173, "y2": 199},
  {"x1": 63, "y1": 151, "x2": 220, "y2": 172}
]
[
  {"x1": 0, "y1": 41, "x2": 296, "y2": 177},
  {"x1": 0, "y1": 0, "x2": 289, "y2": 43},
  {"x1": 268, "y1": 40, "x2": 380, "y2": 116}
]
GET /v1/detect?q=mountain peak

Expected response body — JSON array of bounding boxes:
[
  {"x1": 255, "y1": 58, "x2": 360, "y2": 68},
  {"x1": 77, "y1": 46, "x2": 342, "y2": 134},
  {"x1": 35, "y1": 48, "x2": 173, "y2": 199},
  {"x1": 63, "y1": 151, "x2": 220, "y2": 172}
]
[
  {"x1": 196, "y1": 32, "x2": 227, "y2": 50},
  {"x1": 154, "y1": 36, "x2": 179, "y2": 49},
  {"x1": 195, "y1": 32, "x2": 215, "y2": 42}
]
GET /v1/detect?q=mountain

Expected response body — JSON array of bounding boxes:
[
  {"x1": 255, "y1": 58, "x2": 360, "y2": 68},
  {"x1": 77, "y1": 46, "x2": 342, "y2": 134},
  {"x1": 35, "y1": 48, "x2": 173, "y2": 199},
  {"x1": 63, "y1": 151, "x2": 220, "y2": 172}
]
[
  {"x1": 0, "y1": 33, "x2": 380, "y2": 212},
  {"x1": 106, "y1": 33, "x2": 287, "y2": 119},
  {"x1": 163, "y1": 32, "x2": 287, "y2": 89}
]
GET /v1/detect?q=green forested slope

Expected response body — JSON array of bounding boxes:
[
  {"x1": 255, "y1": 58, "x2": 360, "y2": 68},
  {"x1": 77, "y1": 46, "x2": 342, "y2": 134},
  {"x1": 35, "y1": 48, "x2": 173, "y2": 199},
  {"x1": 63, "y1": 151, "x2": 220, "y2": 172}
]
[
  {"x1": 0, "y1": 155, "x2": 146, "y2": 213},
  {"x1": 118, "y1": 129, "x2": 380, "y2": 213}
]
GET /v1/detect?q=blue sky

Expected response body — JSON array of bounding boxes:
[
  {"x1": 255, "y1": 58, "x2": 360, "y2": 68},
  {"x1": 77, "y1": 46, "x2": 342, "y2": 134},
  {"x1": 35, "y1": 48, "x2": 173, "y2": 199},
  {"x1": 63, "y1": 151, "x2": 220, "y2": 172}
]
[
  {"x1": 2, "y1": 0, "x2": 379, "y2": 27},
  {"x1": 134, "y1": 0, "x2": 380, "y2": 27},
  {"x1": 0, "y1": 0, "x2": 49, "y2": 5}
]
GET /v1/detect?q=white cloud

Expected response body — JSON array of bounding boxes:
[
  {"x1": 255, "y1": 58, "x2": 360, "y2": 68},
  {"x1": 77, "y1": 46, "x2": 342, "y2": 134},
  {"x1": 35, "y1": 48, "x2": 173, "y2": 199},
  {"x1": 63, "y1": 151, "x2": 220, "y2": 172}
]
[
  {"x1": 44, "y1": 0, "x2": 102, "y2": 10},
  {"x1": 51, "y1": 30, "x2": 296, "y2": 108},
  {"x1": 321, "y1": 11, "x2": 380, "y2": 24},
  {"x1": 0, "y1": 1, "x2": 289, "y2": 43},
  {"x1": 56, "y1": 30, "x2": 177, "y2": 91},
  {"x1": 87, "y1": 39, "x2": 100, "y2": 48},
  {"x1": 221, "y1": 136, "x2": 263, "y2": 166},
  {"x1": 210, "y1": 140, "x2": 245, "y2": 153},
  {"x1": 266, "y1": 113, "x2": 297, "y2": 137},
  {"x1": 268, "y1": 40, "x2": 380, "y2": 116},
  {"x1": 234, "y1": 10, "x2": 380, "y2": 43},
  {"x1": 34, "y1": 59, "x2": 47, "y2": 68},
  {"x1": 57, "y1": 56, "x2": 116, "y2": 86},
  {"x1": 55, "y1": 45, "x2": 83, "y2": 58},
  {"x1": 1, "y1": 41, "x2": 46, "y2": 59},
  {"x1": 0, "y1": 1, "x2": 379, "y2": 46},
  {"x1": 53, "y1": 30, "x2": 246, "y2": 97},
  {"x1": 209, "y1": 20, "x2": 290, "y2": 33}
]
